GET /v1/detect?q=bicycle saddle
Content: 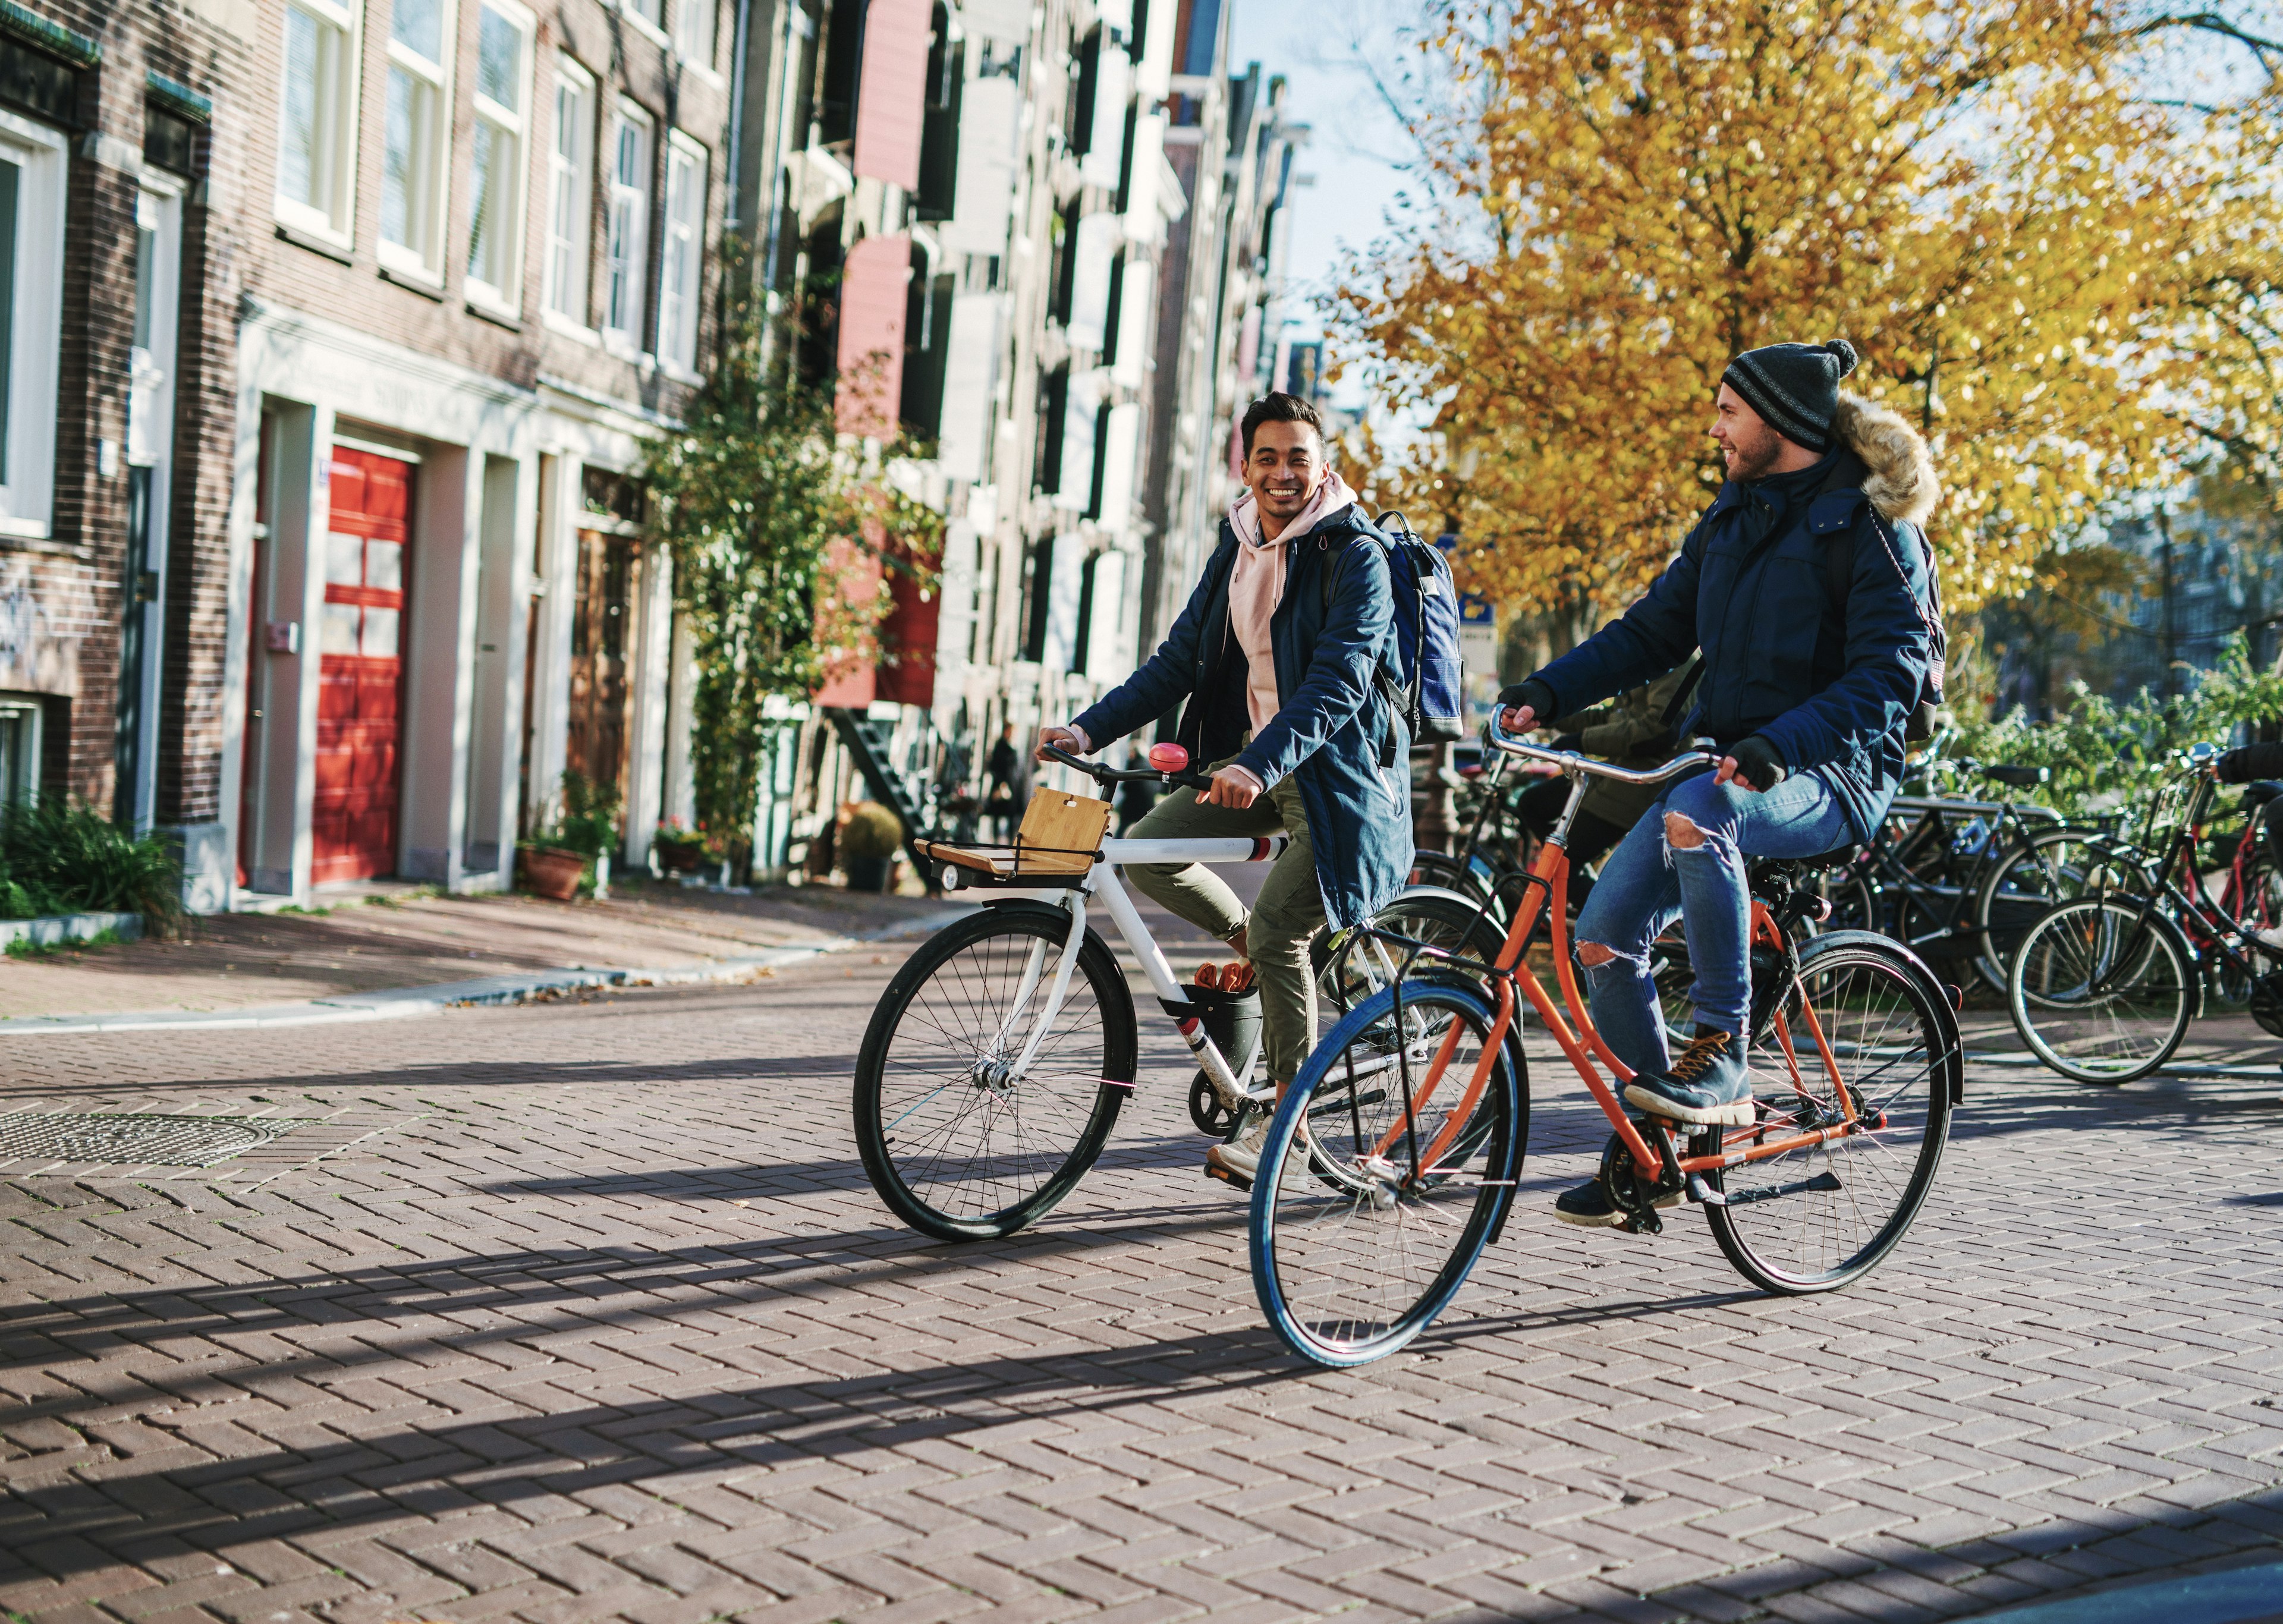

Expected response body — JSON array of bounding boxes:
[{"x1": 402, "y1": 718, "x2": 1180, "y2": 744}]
[
  {"x1": 2244, "y1": 779, "x2": 2283, "y2": 810},
  {"x1": 1746, "y1": 846, "x2": 1861, "y2": 889},
  {"x1": 1979, "y1": 763, "x2": 2049, "y2": 789}
]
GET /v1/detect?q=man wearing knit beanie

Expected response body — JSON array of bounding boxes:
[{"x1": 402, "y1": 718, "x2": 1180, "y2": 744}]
[
  {"x1": 1721, "y1": 339, "x2": 1860, "y2": 458},
  {"x1": 1494, "y1": 337, "x2": 1941, "y2": 1230}
]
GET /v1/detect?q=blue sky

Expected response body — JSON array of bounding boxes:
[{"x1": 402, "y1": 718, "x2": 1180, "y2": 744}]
[{"x1": 1227, "y1": 0, "x2": 1428, "y2": 397}]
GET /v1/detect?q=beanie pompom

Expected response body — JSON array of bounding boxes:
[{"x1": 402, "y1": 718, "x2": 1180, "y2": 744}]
[{"x1": 1825, "y1": 338, "x2": 1859, "y2": 377}]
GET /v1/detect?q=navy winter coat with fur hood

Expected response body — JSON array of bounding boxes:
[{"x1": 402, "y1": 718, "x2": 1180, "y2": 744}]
[{"x1": 1530, "y1": 392, "x2": 1941, "y2": 845}]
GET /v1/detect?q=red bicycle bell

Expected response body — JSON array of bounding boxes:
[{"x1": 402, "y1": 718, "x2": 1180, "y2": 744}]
[{"x1": 1147, "y1": 742, "x2": 1190, "y2": 775}]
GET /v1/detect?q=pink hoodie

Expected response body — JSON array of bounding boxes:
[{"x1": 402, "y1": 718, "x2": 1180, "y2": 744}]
[{"x1": 1221, "y1": 470, "x2": 1356, "y2": 785}]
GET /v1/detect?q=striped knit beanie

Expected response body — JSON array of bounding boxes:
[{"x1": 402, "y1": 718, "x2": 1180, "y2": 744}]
[{"x1": 1721, "y1": 339, "x2": 1859, "y2": 453}]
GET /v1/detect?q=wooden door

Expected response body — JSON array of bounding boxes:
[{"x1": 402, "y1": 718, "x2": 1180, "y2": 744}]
[
  {"x1": 313, "y1": 448, "x2": 412, "y2": 883},
  {"x1": 564, "y1": 527, "x2": 637, "y2": 802}
]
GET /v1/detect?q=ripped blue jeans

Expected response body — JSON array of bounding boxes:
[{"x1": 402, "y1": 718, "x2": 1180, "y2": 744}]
[{"x1": 1571, "y1": 766, "x2": 1852, "y2": 1076}]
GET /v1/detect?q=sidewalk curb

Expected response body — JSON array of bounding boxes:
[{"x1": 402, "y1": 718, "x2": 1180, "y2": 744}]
[{"x1": 0, "y1": 905, "x2": 974, "y2": 1037}]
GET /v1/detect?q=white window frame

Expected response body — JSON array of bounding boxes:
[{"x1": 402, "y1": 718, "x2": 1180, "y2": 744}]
[
  {"x1": 377, "y1": 0, "x2": 455, "y2": 281},
  {"x1": 273, "y1": 0, "x2": 363, "y2": 245},
  {"x1": 542, "y1": 54, "x2": 598, "y2": 338},
  {"x1": 619, "y1": 0, "x2": 666, "y2": 44},
  {"x1": 657, "y1": 132, "x2": 707, "y2": 377},
  {"x1": 465, "y1": 0, "x2": 535, "y2": 316},
  {"x1": 600, "y1": 99, "x2": 653, "y2": 358},
  {"x1": 0, "y1": 112, "x2": 67, "y2": 540},
  {"x1": 671, "y1": 0, "x2": 716, "y2": 68}
]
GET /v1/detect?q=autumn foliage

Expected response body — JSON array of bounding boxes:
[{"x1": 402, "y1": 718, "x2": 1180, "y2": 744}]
[{"x1": 1337, "y1": 1, "x2": 2283, "y2": 622}]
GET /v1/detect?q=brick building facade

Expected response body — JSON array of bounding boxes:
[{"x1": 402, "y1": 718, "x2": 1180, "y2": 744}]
[{"x1": 2, "y1": 0, "x2": 732, "y2": 908}]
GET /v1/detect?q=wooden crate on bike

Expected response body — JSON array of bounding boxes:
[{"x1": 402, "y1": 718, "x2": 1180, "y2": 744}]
[{"x1": 915, "y1": 789, "x2": 1114, "y2": 879}]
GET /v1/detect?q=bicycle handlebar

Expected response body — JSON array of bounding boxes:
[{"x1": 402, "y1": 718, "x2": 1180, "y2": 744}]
[
  {"x1": 1040, "y1": 743, "x2": 1216, "y2": 794},
  {"x1": 1485, "y1": 712, "x2": 1721, "y2": 786}
]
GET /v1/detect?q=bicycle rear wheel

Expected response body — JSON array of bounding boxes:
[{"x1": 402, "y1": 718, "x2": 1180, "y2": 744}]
[
  {"x1": 854, "y1": 907, "x2": 1135, "y2": 1240},
  {"x1": 1973, "y1": 825, "x2": 2103, "y2": 990},
  {"x1": 1321, "y1": 890, "x2": 1510, "y2": 1015},
  {"x1": 2007, "y1": 897, "x2": 2194, "y2": 1084},
  {"x1": 1250, "y1": 981, "x2": 1523, "y2": 1367},
  {"x1": 1709, "y1": 934, "x2": 1953, "y2": 1293}
]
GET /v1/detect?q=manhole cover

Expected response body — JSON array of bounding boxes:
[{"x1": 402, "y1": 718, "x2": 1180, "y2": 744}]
[{"x1": 0, "y1": 1112, "x2": 327, "y2": 1167}]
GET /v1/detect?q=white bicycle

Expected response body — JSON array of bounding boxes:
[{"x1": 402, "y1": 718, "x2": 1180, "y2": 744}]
[{"x1": 852, "y1": 742, "x2": 1506, "y2": 1241}]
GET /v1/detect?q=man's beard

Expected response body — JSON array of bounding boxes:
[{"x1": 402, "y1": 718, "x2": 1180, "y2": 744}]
[{"x1": 1726, "y1": 430, "x2": 1785, "y2": 482}]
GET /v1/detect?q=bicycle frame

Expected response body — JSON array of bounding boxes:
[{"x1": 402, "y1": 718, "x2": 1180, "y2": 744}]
[
  {"x1": 1395, "y1": 730, "x2": 1882, "y2": 1190},
  {"x1": 941, "y1": 834, "x2": 1292, "y2": 1109},
  {"x1": 2083, "y1": 763, "x2": 2278, "y2": 992}
]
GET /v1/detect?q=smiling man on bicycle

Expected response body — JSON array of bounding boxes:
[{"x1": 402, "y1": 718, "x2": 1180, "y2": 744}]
[
  {"x1": 1501, "y1": 340, "x2": 1941, "y2": 1228},
  {"x1": 1039, "y1": 392, "x2": 1410, "y2": 1188}
]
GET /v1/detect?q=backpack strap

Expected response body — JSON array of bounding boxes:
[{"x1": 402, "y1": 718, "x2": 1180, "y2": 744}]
[{"x1": 1658, "y1": 652, "x2": 1704, "y2": 732}]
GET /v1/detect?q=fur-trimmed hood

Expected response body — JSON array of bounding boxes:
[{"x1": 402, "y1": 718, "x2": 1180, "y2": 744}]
[{"x1": 1832, "y1": 389, "x2": 1938, "y2": 525}]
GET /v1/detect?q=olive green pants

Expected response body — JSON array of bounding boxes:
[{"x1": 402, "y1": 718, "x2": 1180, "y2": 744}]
[{"x1": 1121, "y1": 757, "x2": 1323, "y2": 1085}]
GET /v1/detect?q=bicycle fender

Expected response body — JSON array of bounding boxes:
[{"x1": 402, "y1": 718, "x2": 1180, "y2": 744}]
[
  {"x1": 1799, "y1": 930, "x2": 1967, "y2": 1105},
  {"x1": 1389, "y1": 883, "x2": 1495, "y2": 913}
]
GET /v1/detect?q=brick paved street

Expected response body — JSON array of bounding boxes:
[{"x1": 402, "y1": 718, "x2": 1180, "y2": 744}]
[{"x1": 4, "y1": 907, "x2": 2281, "y2": 1624}]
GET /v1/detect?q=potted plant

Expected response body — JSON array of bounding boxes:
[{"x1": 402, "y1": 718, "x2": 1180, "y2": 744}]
[
  {"x1": 518, "y1": 771, "x2": 622, "y2": 901},
  {"x1": 839, "y1": 801, "x2": 902, "y2": 893},
  {"x1": 653, "y1": 819, "x2": 710, "y2": 874}
]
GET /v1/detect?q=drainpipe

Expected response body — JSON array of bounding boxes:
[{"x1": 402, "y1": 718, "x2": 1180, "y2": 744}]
[{"x1": 724, "y1": 0, "x2": 753, "y2": 233}]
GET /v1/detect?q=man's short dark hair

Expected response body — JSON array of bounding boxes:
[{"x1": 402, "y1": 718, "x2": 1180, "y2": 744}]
[{"x1": 1240, "y1": 391, "x2": 1326, "y2": 457}]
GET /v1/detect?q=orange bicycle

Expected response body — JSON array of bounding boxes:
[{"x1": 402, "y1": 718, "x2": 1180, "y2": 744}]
[{"x1": 1249, "y1": 721, "x2": 1963, "y2": 1367}]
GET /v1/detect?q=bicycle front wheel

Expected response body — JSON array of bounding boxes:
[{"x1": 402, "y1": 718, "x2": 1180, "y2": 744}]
[
  {"x1": 1709, "y1": 934, "x2": 1954, "y2": 1293},
  {"x1": 1251, "y1": 981, "x2": 1523, "y2": 1367},
  {"x1": 854, "y1": 907, "x2": 1136, "y2": 1240},
  {"x1": 2007, "y1": 897, "x2": 2194, "y2": 1084}
]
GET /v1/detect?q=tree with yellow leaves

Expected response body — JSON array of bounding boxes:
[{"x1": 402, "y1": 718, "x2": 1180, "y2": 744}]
[{"x1": 1336, "y1": 0, "x2": 2283, "y2": 627}]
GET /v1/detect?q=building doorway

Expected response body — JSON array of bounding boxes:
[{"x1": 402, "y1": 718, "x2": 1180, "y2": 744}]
[
  {"x1": 565, "y1": 525, "x2": 637, "y2": 804},
  {"x1": 313, "y1": 446, "x2": 413, "y2": 882}
]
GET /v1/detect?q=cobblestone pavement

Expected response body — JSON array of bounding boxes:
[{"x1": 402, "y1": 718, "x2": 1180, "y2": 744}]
[{"x1": 2, "y1": 907, "x2": 2281, "y2": 1624}]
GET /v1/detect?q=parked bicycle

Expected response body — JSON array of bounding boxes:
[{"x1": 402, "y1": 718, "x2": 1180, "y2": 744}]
[
  {"x1": 1830, "y1": 757, "x2": 2103, "y2": 990},
  {"x1": 1247, "y1": 720, "x2": 1963, "y2": 1367},
  {"x1": 853, "y1": 744, "x2": 1504, "y2": 1242},
  {"x1": 2007, "y1": 744, "x2": 2283, "y2": 1082}
]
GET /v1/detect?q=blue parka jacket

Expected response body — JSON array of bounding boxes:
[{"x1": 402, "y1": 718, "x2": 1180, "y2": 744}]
[
  {"x1": 1532, "y1": 393, "x2": 1941, "y2": 845},
  {"x1": 1072, "y1": 503, "x2": 1412, "y2": 929}
]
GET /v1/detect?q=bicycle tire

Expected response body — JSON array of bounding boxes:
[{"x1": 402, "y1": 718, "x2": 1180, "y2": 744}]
[
  {"x1": 2006, "y1": 896, "x2": 2194, "y2": 1084},
  {"x1": 1408, "y1": 849, "x2": 1505, "y2": 913},
  {"x1": 1323, "y1": 890, "x2": 1510, "y2": 1014},
  {"x1": 1971, "y1": 824, "x2": 2105, "y2": 991},
  {"x1": 854, "y1": 906, "x2": 1136, "y2": 1241},
  {"x1": 1708, "y1": 933, "x2": 1954, "y2": 1293},
  {"x1": 1250, "y1": 980, "x2": 1524, "y2": 1367}
]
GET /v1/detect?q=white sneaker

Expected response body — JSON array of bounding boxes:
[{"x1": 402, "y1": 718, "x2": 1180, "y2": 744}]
[{"x1": 1205, "y1": 1111, "x2": 1273, "y2": 1189}]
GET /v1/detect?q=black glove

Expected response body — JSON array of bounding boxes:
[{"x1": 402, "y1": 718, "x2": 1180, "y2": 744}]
[
  {"x1": 1728, "y1": 734, "x2": 1788, "y2": 792},
  {"x1": 1496, "y1": 679, "x2": 1558, "y2": 725},
  {"x1": 2218, "y1": 748, "x2": 2248, "y2": 785},
  {"x1": 1552, "y1": 732, "x2": 1585, "y2": 753}
]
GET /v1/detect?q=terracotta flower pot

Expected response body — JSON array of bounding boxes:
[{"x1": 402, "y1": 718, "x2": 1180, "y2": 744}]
[{"x1": 519, "y1": 845, "x2": 587, "y2": 901}]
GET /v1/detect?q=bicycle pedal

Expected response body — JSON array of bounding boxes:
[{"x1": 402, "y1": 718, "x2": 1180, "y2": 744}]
[
  {"x1": 1203, "y1": 1162, "x2": 1254, "y2": 1193},
  {"x1": 1685, "y1": 1173, "x2": 1727, "y2": 1207}
]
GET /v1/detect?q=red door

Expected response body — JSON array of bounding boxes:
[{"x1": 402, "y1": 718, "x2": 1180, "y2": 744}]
[{"x1": 313, "y1": 448, "x2": 412, "y2": 883}]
